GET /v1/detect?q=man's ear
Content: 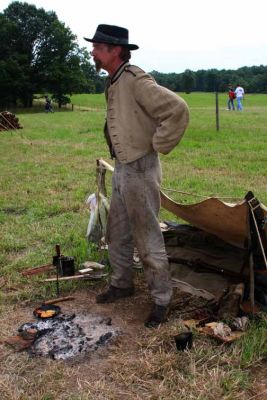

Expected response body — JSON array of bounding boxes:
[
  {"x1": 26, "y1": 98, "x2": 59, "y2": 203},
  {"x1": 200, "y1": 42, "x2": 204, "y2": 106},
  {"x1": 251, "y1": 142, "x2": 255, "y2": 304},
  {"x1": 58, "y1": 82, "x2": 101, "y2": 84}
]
[{"x1": 113, "y1": 46, "x2": 122, "y2": 56}]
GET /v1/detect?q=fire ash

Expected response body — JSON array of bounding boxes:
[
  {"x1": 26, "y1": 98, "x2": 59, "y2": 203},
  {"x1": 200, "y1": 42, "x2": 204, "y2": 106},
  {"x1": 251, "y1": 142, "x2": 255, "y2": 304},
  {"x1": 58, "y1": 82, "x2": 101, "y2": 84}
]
[{"x1": 19, "y1": 313, "x2": 120, "y2": 360}]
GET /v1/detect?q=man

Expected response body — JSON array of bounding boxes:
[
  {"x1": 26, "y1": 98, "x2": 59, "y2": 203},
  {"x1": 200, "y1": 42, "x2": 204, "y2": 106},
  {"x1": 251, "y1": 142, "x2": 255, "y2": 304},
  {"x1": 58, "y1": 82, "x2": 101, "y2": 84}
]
[
  {"x1": 84, "y1": 24, "x2": 189, "y2": 328},
  {"x1": 235, "y1": 84, "x2": 245, "y2": 111}
]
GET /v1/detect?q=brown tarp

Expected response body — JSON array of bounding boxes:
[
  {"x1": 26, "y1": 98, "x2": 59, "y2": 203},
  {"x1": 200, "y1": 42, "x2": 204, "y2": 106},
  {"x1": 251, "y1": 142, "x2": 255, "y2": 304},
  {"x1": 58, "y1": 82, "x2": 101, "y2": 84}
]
[
  {"x1": 160, "y1": 191, "x2": 267, "y2": 249},
  {"x1": 96, "y1": 159, "x2": 267, "y2": 251}
]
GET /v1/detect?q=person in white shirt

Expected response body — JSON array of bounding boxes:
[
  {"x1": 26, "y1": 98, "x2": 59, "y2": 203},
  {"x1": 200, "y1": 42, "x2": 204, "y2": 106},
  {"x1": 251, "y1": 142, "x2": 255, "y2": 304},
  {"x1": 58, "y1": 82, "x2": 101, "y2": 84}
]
[{"x1": 235, "y1": 85, "x2": 245, "y2": 111}]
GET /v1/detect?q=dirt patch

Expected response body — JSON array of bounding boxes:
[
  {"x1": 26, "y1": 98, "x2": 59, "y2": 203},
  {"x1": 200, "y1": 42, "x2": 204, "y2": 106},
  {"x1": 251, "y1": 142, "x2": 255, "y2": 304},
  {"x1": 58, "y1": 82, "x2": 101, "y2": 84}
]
[
  {"x1": 0, "y1": 282, "x2": 155, "y2": 399},
  {"x1": 0, "y1": 282, "x2": 266, "y2": 400},
  {"x1": 250, "y1": 364, "x2": 267, "y2": 399},
  {"x1": 0, "y1": 281, "x2": 152, "y2": 361}
]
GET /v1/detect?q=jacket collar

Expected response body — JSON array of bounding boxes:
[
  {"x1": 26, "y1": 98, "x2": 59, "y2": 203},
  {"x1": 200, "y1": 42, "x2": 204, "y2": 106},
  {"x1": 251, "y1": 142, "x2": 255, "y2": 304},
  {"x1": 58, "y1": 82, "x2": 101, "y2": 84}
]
[{"x1": 110, "y1": 61, "x2": 130, "y2": 84}]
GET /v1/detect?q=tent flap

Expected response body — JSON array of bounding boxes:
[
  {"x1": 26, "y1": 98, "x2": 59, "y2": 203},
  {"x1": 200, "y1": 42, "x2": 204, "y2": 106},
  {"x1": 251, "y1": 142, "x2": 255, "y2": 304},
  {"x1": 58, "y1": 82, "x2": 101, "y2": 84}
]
[{"x1": 160, "y1": 191, "x2": 267, "y2": 249}]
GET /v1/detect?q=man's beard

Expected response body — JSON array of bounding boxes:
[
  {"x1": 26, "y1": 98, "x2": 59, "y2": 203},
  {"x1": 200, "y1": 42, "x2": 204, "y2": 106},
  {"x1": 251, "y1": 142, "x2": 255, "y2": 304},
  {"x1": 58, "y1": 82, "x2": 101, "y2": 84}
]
[{"x1": 94, "y1": 59, "x2": 102, "y2": 73}]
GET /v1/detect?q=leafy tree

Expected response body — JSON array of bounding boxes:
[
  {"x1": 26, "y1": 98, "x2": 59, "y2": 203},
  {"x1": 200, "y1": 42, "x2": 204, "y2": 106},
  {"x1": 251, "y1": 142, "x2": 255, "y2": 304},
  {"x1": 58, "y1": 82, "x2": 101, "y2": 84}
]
[
  {"x1": 204, "y1": 69, "x2": 219, "y2": 92},
  {"x1": 195, "y1": 70, "x2": 206, "y2": 92},
  {"x1": 3, "y1": 2, "x2": 55, "y2": 106},
  {"x1": 1, "y1": 1, "x2": 96, "y2": 107},
  {"x1": 0, "y1": 13, "x2": 27, "y2": 107},
  {"x1": 36, "y1": 18, "x2": 85, "y2": 107},
  {"x1": 181, "y1": 69, "x2": 196, "y2": 93},
  {"x1": 150, "y1": 71, "x2": 181, "y2": 91},
  {"x1": 250, "y1": 74, "x2": 267, "y2": 93}
]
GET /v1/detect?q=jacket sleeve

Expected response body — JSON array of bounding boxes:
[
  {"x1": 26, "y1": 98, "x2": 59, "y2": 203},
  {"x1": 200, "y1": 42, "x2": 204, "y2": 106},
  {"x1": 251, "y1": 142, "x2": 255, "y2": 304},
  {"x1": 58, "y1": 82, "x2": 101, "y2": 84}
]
[{"x1": 133, "y1": 72, "x2": 189, "y2": 154}]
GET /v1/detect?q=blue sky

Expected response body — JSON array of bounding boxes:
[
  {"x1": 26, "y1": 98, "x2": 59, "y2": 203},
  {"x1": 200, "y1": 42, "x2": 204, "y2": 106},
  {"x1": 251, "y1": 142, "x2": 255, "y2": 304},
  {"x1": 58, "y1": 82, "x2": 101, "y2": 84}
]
[{"x1": 1, "y1": 0, "x2": 267, "y2": 73}]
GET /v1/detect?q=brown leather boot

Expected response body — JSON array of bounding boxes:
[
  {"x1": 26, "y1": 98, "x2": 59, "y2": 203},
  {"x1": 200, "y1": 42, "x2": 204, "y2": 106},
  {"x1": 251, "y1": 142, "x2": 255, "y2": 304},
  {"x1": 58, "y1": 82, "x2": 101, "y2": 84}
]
[
  {"x1": 144, "y1": 304, "x2": 169, "y2": 328},
  {"x1": 96, "y1": 285, "x2": 135, "y2": 304}
]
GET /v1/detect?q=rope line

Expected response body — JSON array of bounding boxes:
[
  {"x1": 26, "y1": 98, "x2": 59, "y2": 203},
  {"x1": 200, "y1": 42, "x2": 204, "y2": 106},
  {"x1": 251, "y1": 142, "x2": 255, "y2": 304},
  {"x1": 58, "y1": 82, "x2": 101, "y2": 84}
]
[{"x1": 161, "y1": 187, "x2": 242, "y2": 201}]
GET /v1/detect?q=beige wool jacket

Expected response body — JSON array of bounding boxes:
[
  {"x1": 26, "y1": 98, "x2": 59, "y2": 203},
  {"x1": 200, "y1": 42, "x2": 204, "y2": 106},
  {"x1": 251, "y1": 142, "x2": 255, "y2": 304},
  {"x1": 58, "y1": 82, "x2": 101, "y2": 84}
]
[{"x1": 105, "y1": 62, "x2": 189, "y2": 163}]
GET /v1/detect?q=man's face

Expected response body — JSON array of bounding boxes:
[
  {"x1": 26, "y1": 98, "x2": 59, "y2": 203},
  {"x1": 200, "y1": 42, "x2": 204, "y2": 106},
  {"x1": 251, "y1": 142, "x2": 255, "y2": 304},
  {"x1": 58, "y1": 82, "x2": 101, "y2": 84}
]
[{"x1": 91, "y1": 43, "x2": 117, "y2": 72}]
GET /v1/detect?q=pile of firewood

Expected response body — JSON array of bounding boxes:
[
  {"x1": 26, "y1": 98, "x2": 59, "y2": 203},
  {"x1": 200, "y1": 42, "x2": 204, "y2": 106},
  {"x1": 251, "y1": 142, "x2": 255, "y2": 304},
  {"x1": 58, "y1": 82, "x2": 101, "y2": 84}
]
[{"x1": 0, "y1": 111, "x2": 23, "y2": 131}]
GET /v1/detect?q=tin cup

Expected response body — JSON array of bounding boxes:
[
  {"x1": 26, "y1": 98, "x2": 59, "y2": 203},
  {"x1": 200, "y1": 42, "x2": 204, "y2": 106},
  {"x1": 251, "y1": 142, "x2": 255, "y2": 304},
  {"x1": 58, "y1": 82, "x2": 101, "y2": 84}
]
[{"x1": 174, "y1": 331, "x2": 193, "y2": 351}]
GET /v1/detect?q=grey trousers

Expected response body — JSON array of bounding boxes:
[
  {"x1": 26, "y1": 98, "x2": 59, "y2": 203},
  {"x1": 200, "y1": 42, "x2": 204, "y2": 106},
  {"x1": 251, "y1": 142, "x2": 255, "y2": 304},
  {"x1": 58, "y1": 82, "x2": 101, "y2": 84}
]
[{"x1": 106, "y1": 151, "x2": 172, "y2": 306}]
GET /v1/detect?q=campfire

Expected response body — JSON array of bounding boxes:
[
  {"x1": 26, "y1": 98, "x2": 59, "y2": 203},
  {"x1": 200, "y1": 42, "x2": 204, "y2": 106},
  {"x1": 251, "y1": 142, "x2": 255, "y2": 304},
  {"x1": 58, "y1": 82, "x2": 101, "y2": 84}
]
[{"x1": 17, "y1": 313, "x2": 120, "y2": 360}]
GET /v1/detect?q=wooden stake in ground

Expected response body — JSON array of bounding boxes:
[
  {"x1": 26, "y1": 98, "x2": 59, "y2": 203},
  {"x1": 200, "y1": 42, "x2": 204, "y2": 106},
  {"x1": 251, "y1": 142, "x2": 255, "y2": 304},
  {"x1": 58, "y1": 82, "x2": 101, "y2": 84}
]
[
  {"x1": 215, "y1": 92, "x2": 219, "y2": 131},
  {"x1": 43, "y1": 296, "x2": 75, "y2": 305}
]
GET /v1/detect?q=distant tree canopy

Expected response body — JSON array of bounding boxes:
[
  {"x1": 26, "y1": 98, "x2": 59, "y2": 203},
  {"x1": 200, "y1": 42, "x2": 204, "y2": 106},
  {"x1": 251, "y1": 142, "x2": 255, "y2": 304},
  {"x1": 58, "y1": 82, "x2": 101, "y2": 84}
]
[
  {"x1": 150, "y1": 65, "x2": 267, "y2": 94},
  {"x1": 0, "y1": 2, "x2": 266, "y2": 108},
  {"x1": 0, "y1": 1, "x2": 105, "y2": 107}
]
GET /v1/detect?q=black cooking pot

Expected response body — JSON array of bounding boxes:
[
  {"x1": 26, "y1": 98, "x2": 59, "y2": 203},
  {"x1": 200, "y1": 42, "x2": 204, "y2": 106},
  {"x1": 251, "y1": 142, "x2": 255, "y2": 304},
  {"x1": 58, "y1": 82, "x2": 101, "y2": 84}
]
[
  {"x1": 53, "y1": 255, "x2": 75, "y2": 276},
  {"x1": 59, "y1": 256, "x2": 75, "y2": 277}
]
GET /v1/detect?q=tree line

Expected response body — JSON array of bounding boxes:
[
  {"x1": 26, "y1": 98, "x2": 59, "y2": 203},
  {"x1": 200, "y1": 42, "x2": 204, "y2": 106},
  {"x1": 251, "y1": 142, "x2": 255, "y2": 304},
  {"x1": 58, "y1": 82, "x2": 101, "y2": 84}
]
[
  {"x1": 1, "y1": 2, "x2": 267, "y2": 109},
  {"x1": 150, "y1": 66, "x2": 267, "y2": 94}
]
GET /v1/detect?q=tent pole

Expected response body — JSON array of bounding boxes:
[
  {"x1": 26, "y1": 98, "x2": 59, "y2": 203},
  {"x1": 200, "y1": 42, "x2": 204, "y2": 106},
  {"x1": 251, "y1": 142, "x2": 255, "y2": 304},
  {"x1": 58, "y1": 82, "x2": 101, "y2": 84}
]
[
  {"x1": 247, "y1": 199, "x2": 267, "y2": 270},
  {"x1": 248, "y1": 251, "x2": 255, "y2": 313},
  {"x1": 246, "y1": 196, "x2": 256, "y2": 314}
]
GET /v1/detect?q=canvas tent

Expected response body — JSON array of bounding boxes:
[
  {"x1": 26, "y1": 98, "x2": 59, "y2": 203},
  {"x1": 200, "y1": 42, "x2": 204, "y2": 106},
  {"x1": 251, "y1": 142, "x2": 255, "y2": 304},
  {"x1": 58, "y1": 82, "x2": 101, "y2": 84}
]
[
  {"x1": 160, "y1": 190, "x2": 267, "y2": 302},
  {"x1": 93, "y1": 159, "x2": 267, "y2": 304},
  {"x1": 160, "y1": 191, "x2": 267, "y2": 250}
]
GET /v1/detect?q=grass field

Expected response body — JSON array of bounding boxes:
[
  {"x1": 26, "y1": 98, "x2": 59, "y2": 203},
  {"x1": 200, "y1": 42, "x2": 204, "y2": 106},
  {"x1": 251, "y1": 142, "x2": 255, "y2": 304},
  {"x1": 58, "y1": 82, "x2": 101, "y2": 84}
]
[{"x1": 0, "y1": 92, "x2": 267, "y2": 399}]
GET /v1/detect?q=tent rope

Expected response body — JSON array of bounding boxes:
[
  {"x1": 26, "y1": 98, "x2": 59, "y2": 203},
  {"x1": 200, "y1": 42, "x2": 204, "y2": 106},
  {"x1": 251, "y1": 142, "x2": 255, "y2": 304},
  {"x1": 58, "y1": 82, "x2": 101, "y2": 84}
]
[{"x1": 161, "y1": 187, "x2": 242, "y2": 201}]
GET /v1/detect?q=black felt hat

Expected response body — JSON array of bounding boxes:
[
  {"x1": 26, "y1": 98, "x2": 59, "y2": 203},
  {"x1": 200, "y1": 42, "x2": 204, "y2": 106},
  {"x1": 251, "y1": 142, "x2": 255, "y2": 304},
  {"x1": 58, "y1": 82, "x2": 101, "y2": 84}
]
[{"x1": 84, "y1": 24, "x2": 139, "y2": 50}]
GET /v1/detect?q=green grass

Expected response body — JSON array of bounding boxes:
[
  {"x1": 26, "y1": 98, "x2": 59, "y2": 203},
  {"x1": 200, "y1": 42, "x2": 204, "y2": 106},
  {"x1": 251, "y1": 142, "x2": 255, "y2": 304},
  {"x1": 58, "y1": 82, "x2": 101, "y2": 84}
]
[
  {"x1": 70, "y1": 91, "x2": 267, "y2": 109},
  {"x1": 1, "y1": 93, "x2": 267, "y2": 278},
  {"x1": 0, "y1": 92, "x2": 267, "y2": 399},
  {"x1": 71, "y1": 93, "x2": 106, "y2": 109},
  {"x1": 1, "y1": 93, "x2": 267, "y2": 272}
]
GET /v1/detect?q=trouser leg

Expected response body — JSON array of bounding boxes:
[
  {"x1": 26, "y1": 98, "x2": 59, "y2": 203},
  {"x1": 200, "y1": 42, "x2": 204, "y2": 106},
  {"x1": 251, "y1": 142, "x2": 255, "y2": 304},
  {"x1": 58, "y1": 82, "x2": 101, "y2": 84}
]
[
  {"x1": 106, "y1": 173, "x2": 135, "y2": 289},
  {"x1": 107, "y1": 152, "x2": 172, "y2": 306},
  {"x1": 237, "y1": 98, "x2": 243, "y2": 111}
]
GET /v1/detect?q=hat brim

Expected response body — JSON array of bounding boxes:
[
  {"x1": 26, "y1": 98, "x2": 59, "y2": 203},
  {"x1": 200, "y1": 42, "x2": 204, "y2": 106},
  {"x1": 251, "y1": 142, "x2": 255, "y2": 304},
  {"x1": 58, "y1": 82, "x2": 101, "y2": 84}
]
[{"x1": 83, "y1": 37, "x2": 139, "y2": 50}]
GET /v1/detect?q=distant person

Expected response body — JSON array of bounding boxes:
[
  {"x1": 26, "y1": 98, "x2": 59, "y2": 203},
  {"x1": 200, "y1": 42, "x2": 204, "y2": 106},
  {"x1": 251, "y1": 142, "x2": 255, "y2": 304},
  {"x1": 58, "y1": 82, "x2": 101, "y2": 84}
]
[
  {"x1": 235, "y1": 85, "x2": 245, "y2": 111},
  {"x1": 45, "y1": 96, "x2": 53, "y2": 113},
  {"x1": 227, "y1": 86, "x2": 236, "y2": 110}
]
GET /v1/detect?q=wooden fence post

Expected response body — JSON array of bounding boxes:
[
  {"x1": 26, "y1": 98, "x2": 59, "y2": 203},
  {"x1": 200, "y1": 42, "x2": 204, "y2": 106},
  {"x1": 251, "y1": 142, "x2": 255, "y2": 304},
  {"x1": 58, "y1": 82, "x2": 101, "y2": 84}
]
[{"x1": 215, "y1": 92, "x2": 219, "y2": 131}]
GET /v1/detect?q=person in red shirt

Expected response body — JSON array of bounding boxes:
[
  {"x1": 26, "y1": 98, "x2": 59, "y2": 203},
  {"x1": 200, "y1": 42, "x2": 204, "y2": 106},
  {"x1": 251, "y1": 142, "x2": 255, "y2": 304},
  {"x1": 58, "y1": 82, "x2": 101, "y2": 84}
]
[{"x1": 228, "y1": 86, "x2": 236, "y2": 110}]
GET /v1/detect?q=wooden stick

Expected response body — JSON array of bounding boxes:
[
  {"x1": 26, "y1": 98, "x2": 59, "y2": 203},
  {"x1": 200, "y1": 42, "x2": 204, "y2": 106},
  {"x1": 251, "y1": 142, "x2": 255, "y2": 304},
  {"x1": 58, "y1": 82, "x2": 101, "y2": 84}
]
[
  {"x1": 97, "y1": 158, "x2": 114, "y2": 172},
  {"x1": 43, "y1": 296, "x2": 75, "y2": 304},
  {"x1": 43, "y1": 274, "x2": 93, "y2": 282},
  {"x1": 21, "y1": 264, "x2": 54, "y2": 276},
  {"x1": 0, "y1": 121, "x2": 8, "y2": 131}
]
